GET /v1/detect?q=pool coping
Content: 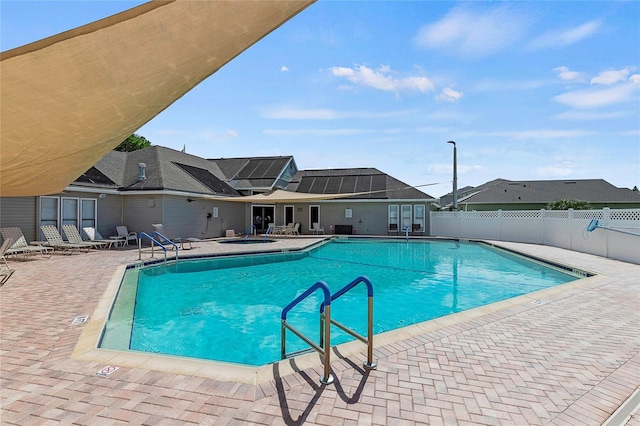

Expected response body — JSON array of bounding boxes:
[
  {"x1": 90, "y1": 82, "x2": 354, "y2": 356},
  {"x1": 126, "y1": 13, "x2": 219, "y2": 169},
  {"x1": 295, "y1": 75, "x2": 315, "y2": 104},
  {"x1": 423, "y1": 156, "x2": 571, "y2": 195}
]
[{"x1": 71, "y1": 238, "x2": 604, "y2": 386}]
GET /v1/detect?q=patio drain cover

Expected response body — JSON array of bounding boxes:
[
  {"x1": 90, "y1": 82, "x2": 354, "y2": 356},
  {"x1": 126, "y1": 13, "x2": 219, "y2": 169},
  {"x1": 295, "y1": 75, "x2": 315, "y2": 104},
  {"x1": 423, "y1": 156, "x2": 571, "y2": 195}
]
[
  {"x1": 96, "y1": 366, "x2": 119, "y2": 377},
  {"x1": 72, "y1": 315, "x2": 88, "y2": 325}
]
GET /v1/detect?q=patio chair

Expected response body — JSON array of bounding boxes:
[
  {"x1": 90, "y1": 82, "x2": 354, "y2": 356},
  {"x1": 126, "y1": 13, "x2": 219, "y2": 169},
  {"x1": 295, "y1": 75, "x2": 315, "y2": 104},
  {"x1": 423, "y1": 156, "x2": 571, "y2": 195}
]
[
  {"x1": 293, "y1": 222, "x2": 300, "y2": 236},
  {"x1": 40, "y1": 225, "x2": 90, "y2": 254},
  {"x1": 83, "y1": 227, "x2": 116, "y2": 249},
  {"x1": 0, "y1": 238, "x2": 15, "y2": 286},
  {"x1": 0, "y1": 227, "x2": 53, "y2": 258},
  {"x1": 116, "y1": 226, "x2": 137, "y2": 246},
  {"x1": 311, "y1": 222, "x2": 325, "y2": 235},
  {"x1": 62, "y1": 225, "x2": 107, "y2": 250},
  {"x1": 152, "y1": 223, "x2": 200, "y2": 250},
  {"x1": 282, "y1": 223, "x2": 295, "y2": 236}
]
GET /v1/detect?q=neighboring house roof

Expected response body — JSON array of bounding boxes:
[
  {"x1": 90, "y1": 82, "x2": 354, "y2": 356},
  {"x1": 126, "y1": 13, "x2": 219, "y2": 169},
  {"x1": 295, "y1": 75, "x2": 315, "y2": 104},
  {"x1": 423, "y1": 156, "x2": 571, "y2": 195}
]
[
  {"x1": 287, "y1": 168, "x2": 434, "y2": 200},
  {"x1": 209, "y1": 156, "x2": 296, "y2": 192},
  {"x1": 72, "y1": 146, "x2": 241, "y2": 197},
  {"x1": 443, "y1": 178, "x2": 640, "y2": 206}
]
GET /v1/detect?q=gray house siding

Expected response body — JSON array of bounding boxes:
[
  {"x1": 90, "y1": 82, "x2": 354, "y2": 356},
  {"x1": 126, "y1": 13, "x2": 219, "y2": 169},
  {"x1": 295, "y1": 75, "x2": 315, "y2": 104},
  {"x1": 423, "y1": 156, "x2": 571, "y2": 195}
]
[
  {"x1": 0, "y1": 197, "x2": 38, "y2": 241},
  {"x1": 121, "y1": 194, "x2": 246, "y2": 239},
  {"x1": 252, "y1": 201, "x2": 429, "y2": 236}
]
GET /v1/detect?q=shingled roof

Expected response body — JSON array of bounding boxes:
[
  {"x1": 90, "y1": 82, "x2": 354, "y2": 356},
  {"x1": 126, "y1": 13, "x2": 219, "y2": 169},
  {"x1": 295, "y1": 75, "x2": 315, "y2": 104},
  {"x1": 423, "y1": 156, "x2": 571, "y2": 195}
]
[
  {"x1": 74, "y1": 146, "x2": 240, "y2": 197},
  {"x1": 448, "y1": 178, "x2": 640, "y2": 205},
  {"x1": 287, "y1": 168, "x2": 434, "y2": 200}
]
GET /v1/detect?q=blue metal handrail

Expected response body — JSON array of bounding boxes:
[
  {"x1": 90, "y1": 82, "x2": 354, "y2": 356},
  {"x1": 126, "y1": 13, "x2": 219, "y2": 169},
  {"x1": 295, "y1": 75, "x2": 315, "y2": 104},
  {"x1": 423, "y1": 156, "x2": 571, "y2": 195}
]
[
  {"x1": 320, "y1": 275, "x2": 376, "y2": 369},
  {"x1": 264, "y1": 224, "x2": 273, "y2": 241},
  {"x1": 137, "y1": 232, "x2": 177, "y2": 262},
  {"x1": 244, "y1": 225, "x2": 256, "y2": 242},
  {"x1": 281, "y1": 281, "x2": 333, "y2": 384},
  {"x1": 151, "y1": 231, "x2": 180, "y2": 251}
]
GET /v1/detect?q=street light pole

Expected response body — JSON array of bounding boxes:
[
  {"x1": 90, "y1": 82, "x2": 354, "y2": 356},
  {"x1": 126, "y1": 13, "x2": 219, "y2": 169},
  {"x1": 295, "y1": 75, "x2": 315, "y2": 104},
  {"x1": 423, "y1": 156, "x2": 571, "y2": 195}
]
[{"x1": 447, "y1": 141, "x2": 457, "y2": 210}]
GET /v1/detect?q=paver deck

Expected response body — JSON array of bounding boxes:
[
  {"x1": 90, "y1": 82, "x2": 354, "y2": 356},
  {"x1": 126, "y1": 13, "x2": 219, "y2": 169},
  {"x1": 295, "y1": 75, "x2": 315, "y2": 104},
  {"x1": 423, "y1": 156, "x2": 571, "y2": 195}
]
[{"x1": 1, "y1": 237, "x2": 638, "y2": 425}]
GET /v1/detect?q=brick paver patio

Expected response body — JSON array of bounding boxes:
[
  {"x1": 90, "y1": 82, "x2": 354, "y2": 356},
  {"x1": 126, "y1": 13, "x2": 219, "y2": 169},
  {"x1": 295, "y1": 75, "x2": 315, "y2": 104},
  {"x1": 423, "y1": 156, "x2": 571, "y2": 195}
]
[{"x1": 1, "y1": 238, "x2": 638, "y2": 425}]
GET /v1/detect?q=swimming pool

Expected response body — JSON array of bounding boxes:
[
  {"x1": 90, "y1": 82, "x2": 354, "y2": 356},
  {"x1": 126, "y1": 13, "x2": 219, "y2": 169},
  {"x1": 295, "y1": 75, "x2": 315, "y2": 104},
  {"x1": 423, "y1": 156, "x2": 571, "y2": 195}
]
[{"x1": 100, "y1": 239, "x2": 582, "y2": 366}]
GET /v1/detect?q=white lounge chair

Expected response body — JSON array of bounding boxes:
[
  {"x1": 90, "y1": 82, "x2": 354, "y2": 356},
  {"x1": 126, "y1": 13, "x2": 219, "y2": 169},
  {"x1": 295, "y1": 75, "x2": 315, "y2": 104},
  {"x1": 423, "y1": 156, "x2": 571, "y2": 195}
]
[
  {"x1": 62, "y1": 225, "x2": 106, "y2": 250},
  {"x1": 83, "y1": 227, "x2": 115, "y2": 249},
  {"x1": 0, "y1": 238, "x2": 15, "y2": 286},
  {"x1": 116, "y1": 226, "x2": 137, "y2": 246},
  {"x1": 0, "y1": 227, "x2": 53, "y2": 258},
  {"x1": 40, "y1": 225, "x2": 90, "y2": 254}
]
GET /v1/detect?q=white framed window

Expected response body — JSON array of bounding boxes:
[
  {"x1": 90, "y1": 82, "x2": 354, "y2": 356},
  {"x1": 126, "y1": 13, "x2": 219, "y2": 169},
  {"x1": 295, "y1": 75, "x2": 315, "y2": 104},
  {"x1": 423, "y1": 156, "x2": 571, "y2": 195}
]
[
  {"x1": 401, "y1": 205, "x2": 412, "y2": 231},
  {"x1": 413, "y1": 205, "x2": 425, "y2": 232},
  {"x1": 38, "y1": 196, "x2": 97, "y2": 240},
  {"x1": 388, "y1": 205, "x2": 399, "y2": 232}
]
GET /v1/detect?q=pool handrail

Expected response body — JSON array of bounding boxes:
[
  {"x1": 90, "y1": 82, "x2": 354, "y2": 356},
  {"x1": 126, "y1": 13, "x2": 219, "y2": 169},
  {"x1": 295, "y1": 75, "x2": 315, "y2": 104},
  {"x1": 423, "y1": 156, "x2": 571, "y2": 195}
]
[
  {"x1": 281, "y1": 280, "x2": 333, "y2": 384},
  {"x1": 320, "y1": 275, "x2": 376, "y2": 370},
  {"x1": 264, "y1": 224, "x2": 273, "y2": 241},
  {"x1": 244, "y1": 225, "x2": 256, "y2": 242},
  {"x1": 137, "y1": 232, "x2": 178, "y2": 262},
  {"x1": 151, "y1": 231, "x2": 180, "y2": 251}
]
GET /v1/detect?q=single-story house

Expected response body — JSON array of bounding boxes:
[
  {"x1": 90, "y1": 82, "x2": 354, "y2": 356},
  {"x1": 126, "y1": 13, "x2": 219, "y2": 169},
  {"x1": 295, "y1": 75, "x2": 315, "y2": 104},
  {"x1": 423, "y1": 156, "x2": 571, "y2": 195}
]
[
  {"x1": 439, "y1": 178, "x2": 640, "y2": 211},
  {"x1": 0, "y1": 146, "x2": 435, "y2": 243}
]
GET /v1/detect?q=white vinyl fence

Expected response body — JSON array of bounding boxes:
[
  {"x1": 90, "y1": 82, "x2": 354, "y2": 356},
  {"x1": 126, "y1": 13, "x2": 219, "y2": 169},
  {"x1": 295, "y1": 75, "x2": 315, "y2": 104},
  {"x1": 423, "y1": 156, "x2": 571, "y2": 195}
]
[{"x1": 430, "y1": 208, "x2": 640, "y2": 265}]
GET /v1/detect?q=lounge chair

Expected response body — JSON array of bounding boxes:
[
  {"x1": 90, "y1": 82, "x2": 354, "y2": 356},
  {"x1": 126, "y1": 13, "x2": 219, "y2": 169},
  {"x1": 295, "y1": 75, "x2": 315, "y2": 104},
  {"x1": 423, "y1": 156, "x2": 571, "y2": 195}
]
[
  {"x1": 152, "y1": 223, "x2": 200, "y2": 250},
  {"x1": 0, "y1": 238, "x2": 15, "y2": 286},
  {"x1": 62, "y1": 225, "x2": 107, "y2": 250},
  {"x1": 311, "y1": 222, "x2": 325, "y2": 235},
  {"x1": 0, "y1": 227, "x2": 53, "y2": 258},
  {"x1": 40, "y1": 225, "x2": 90, "y2": 254},
  {"x1": 83, "y1": 227, "x2": 116, "y2": 249},
  {"x1": 116, "y1": 226, "x2": 137, "y2": 246}
]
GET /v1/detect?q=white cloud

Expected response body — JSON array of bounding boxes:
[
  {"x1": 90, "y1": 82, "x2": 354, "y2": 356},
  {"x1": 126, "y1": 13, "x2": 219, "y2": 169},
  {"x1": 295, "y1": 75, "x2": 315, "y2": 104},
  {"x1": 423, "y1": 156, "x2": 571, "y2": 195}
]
[
  {"x1": 534, "y1": 162, "x2": 576, "y2": 178},
  {"x1": 262, "y1": 107, "x2": 413, "y2": 120},
  {"x1": 430, "y1": 162, "x2": 485, "y2": 174},
  {"x1": 414, "y1": 5, "x2": 528, "y2": 58},
  {"x1": 474, "y1": 79, "x2": 546, "y2": 91},
  {"x1": 591, "y1": 68, "x2": 630, "y2": 85},
  {"x1": 198, "y1": 129, "x2": 239, "y2": 140},
  {"x1": 330, "y1": 65, "x2": 434, "y2": 94},
  {"x1": 554, "y1": 66, "x2": 586, "y2": 82},
  {"x1": 489, "y1": 129, "x2": 594, "y2": 140},
  {"x1": 529, "y1": 20, "x2": 601, "y2": 49},
  {"x1": 630, "y1": 74, "x2": 640, "y2": 85},
  {"x1": 554, "y1": 83, "x2": 638, "y2": 108},
  {"x1": 436, "y1": 87, "x2": 463, "y2": 103},
  {"x1": 553, "y1": 110, "x2": 630, "y2": 121},
  {"x1": 280, "y1": 66, "x2": 289, "y2": 72},
  {"x1": 263, "y1": 128, "x2": 375, "y2": 137}
]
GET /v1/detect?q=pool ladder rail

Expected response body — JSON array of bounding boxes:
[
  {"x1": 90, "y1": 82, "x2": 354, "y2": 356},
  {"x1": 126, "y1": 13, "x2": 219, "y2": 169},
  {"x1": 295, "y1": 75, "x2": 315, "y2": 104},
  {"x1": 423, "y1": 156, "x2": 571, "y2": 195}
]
[
  {"x1": 280, "y1": 275, "x2": 377, "y2": 385},
  {"x1": 137, "y1": 231, "x2": 179, "y2": 262}
]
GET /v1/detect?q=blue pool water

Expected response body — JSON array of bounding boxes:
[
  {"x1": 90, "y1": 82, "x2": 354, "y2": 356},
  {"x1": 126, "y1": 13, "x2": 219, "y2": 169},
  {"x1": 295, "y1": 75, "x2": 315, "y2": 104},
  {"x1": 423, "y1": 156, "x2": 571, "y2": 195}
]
[{"x1": 101, "y1": 239, "x2": 581, "y2": 366}]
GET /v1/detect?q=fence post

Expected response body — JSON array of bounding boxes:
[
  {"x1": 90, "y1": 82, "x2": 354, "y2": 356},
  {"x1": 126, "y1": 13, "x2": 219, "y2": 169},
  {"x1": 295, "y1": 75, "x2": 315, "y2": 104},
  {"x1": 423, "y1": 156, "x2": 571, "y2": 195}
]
[{"x1": 603, "y1": 207, "x2": 610, "y2": 258}]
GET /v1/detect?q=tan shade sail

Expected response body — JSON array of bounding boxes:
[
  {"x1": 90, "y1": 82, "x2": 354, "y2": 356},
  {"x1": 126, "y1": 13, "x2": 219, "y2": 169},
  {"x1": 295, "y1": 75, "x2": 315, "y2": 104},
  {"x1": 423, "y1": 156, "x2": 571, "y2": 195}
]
[
  {"x1": 206, "y1": 185, "x2": 440, "y2": 203},
  {"x1": 0, "y1": 0, "x2": 314, "y2": 196}
]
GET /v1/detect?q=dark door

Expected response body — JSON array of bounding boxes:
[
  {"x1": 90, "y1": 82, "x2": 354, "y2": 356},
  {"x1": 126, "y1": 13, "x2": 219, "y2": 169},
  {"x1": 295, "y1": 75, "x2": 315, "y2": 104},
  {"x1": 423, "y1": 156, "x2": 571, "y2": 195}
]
[{"x1": 252, "y1": 206, "x2": 275, "y2": 233}]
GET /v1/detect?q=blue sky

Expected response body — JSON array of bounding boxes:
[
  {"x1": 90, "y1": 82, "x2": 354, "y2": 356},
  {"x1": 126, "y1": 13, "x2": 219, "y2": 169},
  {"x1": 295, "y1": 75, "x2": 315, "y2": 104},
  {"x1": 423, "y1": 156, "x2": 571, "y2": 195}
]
[{"x1": 2, "y1": 1, "x2": 639, "y2": 198}]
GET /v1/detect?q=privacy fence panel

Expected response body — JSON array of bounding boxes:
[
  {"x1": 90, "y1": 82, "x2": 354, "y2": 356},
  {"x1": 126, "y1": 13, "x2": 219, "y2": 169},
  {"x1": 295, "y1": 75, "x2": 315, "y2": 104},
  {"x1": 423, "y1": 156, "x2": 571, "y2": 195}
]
[{"x1": 430, "y1": 208, "x2": 640, "y2": 265}]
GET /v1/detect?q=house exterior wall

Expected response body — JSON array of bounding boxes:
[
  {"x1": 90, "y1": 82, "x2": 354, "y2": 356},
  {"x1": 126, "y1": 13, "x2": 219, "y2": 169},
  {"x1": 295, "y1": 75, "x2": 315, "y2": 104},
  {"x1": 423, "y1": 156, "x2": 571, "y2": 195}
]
[
  {"x1": 123, "y1": 194, "x2": 246, "y2": 239},
  {"x1": 0, "y1": 197, "x2": 38, "y2": 241},
  {"x1": 263, "y1": 201, "x2": 430, "y2": 235}
]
